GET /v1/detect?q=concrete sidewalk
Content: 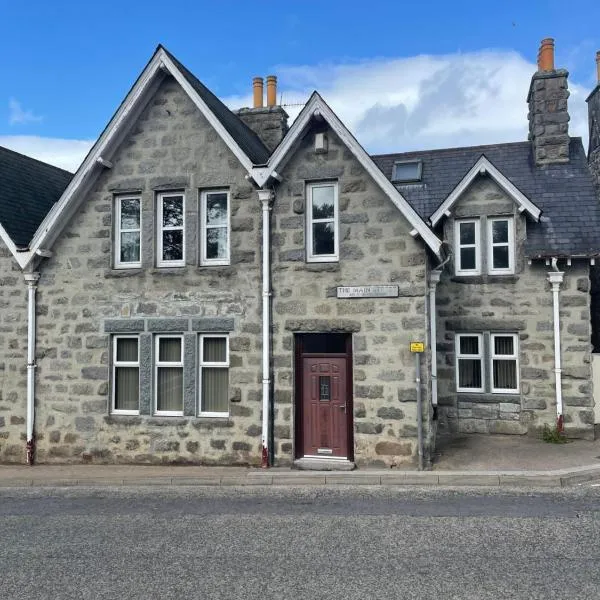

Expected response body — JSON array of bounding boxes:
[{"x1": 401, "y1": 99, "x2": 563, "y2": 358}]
[{"x1": 0, "y1": 434, "x2": 599, "y2": 488}]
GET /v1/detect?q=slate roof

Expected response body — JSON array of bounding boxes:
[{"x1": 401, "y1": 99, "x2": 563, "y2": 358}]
[
  {"x1": 372, "y1": 138, "x2": 600, "y2": 257},
  {"x1": 160, "y1": 46, "x2": 271, "y2": 165},
  {"x1": 0, "y1": 146, "x2": 72, "y2": 248}
]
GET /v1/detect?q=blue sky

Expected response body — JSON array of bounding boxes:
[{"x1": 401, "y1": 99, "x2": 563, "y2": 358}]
[{"x1": 1, "y1": 0, "x2": 599, "y2": 170}]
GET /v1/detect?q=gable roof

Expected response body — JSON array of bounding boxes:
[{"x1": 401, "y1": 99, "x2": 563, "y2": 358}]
[
  {"x1": 252, "y1": 92, "x2": 443, "y2": 257},
  {"x1": 429, "y1": 155, "x2": 541, "y2": 225},
  {"x1": 372, "y1": 139, "x2": 600, "y2": 258},
  {"x1": 11, "y1": 45, "x2": 271, "y2": 270},
  {"x1": 0, "y1": 146, "x2": 72, "y2": 250}
]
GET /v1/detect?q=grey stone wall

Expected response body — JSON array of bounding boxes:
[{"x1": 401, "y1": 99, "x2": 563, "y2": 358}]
[
  {"x1": 436, "y1": 176, "x2": 593, "y2": 438},
  {"x1": 527, "y1": 70, "x2": 570, "y2": 165},
  {"x1": 236, "y1": 107, "x2": 288, "y2": 152},
  {"x1": 271, "y1": 123, "x2": 432, "y2": 467},
  {"x1": 28, "y1": 76, "x2": 266, "y2": 464},
  {"x1": 0, "y1": 247, "x2": 28, "y2": 462},
  {"x1": 587, "y1": 84, "x2": 600, "y2": 186}
]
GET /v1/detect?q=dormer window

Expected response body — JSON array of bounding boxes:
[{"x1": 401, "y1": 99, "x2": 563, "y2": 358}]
[{"x1": 392, "y1": 160, "x2": 422, "y2": 183}]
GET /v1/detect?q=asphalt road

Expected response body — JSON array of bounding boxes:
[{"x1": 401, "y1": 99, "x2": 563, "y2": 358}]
[{"x1": 1, "y1": 486, "x2": 599, "y2": 599}]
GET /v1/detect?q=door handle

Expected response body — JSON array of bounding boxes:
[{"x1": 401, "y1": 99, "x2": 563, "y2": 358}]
[{"x1": 339, "y1": 404, "x2": 346, "y2": 413}]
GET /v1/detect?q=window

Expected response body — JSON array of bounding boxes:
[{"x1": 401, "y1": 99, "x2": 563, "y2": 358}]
[
  {"x1": 456, "y1": 333, "x2": 519, "y2": 394},
  {"x1": 455, "y1": 219, "x2": 480, "y2": 275},
  {"x1": 200, "y1": 190, "x2": 230, "y2": 265},
  {"x1": 491, "y1": 334, "x2": 519, "y2": 393},
  {"x1": 392, "y1": 160, "x2": 422, "y2": 183},
  {"x1": 112, "y1": 336, "x2": 140, "y2": 414},
  {"x1": 155, "y1": 335, "x2": 184, "y2": 415},
  {"x1": 306, "y1": 182, "x2": 339, "y2": 262},
  {"x1": 157, "y1": 193, "x2": 185, "y2": 267},
  {"x1": 199, "y1": 335, "x2": 229, "y2": 416},
  {"x1": 456, "y1": 334, "x2": 484, "y2": 392},
  {"x1": 115, "y1": 196, "x2": 141, "y2": 268},
  {"x1": 488, "y1": 217, "x2": 514, "y2": 274}
]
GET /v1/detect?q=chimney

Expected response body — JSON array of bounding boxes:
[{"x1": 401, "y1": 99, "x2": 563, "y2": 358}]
[
  {"x1": 266, "y1": 75, "x2": 277, "y2": 107},
  {"x1": 586, "y1": 51, "x2": 600, "y2": 186},
  {"x1": 527, "y1": 38, "x2": 571, "y2": 165},
  {"x1": 253, "y1": 77, "x2": 264, "y2": 108},
  {"x1": 236, "y1": 75, "x2": 289, "y2": 153}
]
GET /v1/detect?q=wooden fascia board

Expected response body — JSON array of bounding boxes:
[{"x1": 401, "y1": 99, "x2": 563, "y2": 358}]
[
  {"x1": 430, "y1": 156, "x2": 541, "y2": 226},
  {"x1": 256, "y1": 94, "x2": 442, "y2": 256},
  {"x1": 0, "y1": 222, "x2": 29, "y2": 269}
]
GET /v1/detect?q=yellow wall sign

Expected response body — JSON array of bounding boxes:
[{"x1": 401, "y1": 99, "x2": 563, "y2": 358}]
[{"x1": 410, "y1": 342, "x2": 425, "y2": 353}]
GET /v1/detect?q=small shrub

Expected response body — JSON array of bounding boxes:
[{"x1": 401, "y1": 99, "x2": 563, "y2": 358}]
[{"x1": 542, "y1": 424, "x2": 568, "y2": 444}]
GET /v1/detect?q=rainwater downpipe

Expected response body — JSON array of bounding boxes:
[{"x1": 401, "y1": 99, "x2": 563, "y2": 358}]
[
  {"x1": 258, "y1": 189, "x2": 273, "y2": 468},
  {"x1": 25, "y1": 271, "x2": 40, "y2": 465},
  {"x1": 428, "y1": 270, "x2": 442, "y2": 414},
  {"x1": 548, "y1": 259, "x2": 565, "y2": 432}
]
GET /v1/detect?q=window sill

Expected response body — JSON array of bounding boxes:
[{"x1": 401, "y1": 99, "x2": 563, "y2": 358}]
[
  {"x1": 197, "y1": 413, "x2": 230, "y2": 419},
  {"x1": 456, "y1": 392, "x2": 520, "y2": 404},
  {"x1": 149, "y1": 267, "x2": 189, "y2": 276},
  {"x1": 104, "y1": 268, "x2": 144, "y2": 278},
  {"x1": 303, "y1": 263, "x2": 341, "y2": 272},
  {"x1": 451, "y1": 274, "x2": 519, "y2": 285}
]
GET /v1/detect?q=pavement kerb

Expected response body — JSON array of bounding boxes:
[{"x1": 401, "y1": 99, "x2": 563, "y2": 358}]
[{"x1": 1, "y1": 464, "x2": 600, "y2": 489}]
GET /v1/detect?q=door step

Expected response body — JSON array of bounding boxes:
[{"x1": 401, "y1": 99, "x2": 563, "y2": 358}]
[{"x1": 294, "y1": 458, "x2": 356, "y2": 471}]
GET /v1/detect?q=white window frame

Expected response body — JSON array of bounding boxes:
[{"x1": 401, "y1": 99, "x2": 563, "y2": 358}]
[
  {"x1": 154, "y1": 334, "x2": 184, "y2": 416},
  {"x1": 488, "y1": 217, "x2": 515, "y2": 275},
  {"x1": 111, "y1": 335, "x2": 140, "y2": 415},
  {"x1": 200, "y1": 189, "x2": 230, "y2": 266},
  {"x1": 490, "y1": 333, "x2": 520, "y2": 394},
  {"x1": 455, "y1": 333, "x2": 484, "y2": 393},
  {"x1": 157, "y1": 192, "x2": 185, "y2": 268},
  {"x1": 455, "y1": 219, "x2": 481, "y2": 276},
  {"x1": 306, "y1": 181, "x2": 339, "y2": 263},
  {"x1": 199, "y1": 334, "x2": 230, "y2": 417},
  {"x1": 115, "y1": 196, "x2": 142, "y2": 269}
]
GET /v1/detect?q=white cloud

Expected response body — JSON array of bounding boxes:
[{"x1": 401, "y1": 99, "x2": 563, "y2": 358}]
[
  {"x1": 0, "y1": 136, "x2": 92, "y2": 172},
  {"x1": 225, "y1": 50, "x2": 590, "y2": 154},
  {"x1": 8, "y1": 98, "x2": 43, "y2": 126}
]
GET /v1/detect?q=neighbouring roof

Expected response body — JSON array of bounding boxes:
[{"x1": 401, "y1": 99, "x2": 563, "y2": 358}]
[
  {"x1": 0, "y1": 146, "x2": 72, "y2": 248},
  {"x1": 160, "y1": 46, "x2": 270, "y2": 165},
  {"x1": 372, "y1": 139, "x2": 600, "y2": 257}
]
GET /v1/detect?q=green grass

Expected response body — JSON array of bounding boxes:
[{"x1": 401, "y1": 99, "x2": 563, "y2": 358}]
[{"x1": 541, "y1": 424, "x2": 568, "y2": 444}]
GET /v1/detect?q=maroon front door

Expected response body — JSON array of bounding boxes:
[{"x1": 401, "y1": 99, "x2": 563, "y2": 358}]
[{"x1": 301, "y1": 357, "x2": 349, "y2": 459}]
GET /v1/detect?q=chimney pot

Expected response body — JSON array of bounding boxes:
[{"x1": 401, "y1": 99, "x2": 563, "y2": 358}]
[
  {"x1": 253, "y1": 77, "x2": 264, "y2": 109},
  {"x1": 266, "y1": 75, "x2": 277, "y2": 107},
  {"x1": 538, "y1": 38, "x2": 555, "y2": 72}
]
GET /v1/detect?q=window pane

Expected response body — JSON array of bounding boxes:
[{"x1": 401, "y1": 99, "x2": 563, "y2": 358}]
[
  {"x1": 157, "y1": 367, "x2": 183, "y2": 411},
  {"x1": 493, "y1": 360, "x2": 517, "y2": 390},
  {"x1": 460, "y1": 248, "x2": 476, "y2": 270},
  {"x1": 159, "y1": 338, "x2": 181, "y2": 362},
  {"x1": 312, "y1": 222, "x2": 335, "y2": 255},
  {"x1": 203, "y1": 337, "x2": 227, "y2": 362},
  {"x1": 206, "y1": 193, "x2": 228, "y2": 226},
  {"x1": 117, "y1": 338, "x2": 138, "y2": 362},
  {"x1": 458, "y1": 359, "x2": 482, "y2": 388},
  {"x1": 115, "y1": 367, "x2": 139, "y2": 411},
  {"x1": 120, "y1": 198, "x2": 140, "y2": 229},
  {"x1": 493, "y1": 246, "x2": 509, "y2": 269},
  {"x1": 162, "y1": 230, "x2": 183, "y2": 261},
  {"x1": 311, "y1": 186, "x2": 335, "y2": 219},
  {"x1": 120, "y1": 231, "x2": 140, "y2": 263},
  {"x1": 319, "y1": 376, "x2": 331, "y2": 401},
  {"x1": 494, "y1": 336, "x2": 514, "y2": 356},
  {"x1": 459, "y1": 222, "x2": 475, "y2": 245},
  {"x1": 492, "y1": 220, "x2": 508, "y2": 244},
  {"x1": 392, "y1": 161, "x2": 421, "y2": 182},
  {"x1": 162, "y1": 196, "x2": 183, "y2": 227},
  {"x1": 202, "y1": 367, "x2": 228, "y2": 412},
  {"x1": 206, "y1": 227, "x2": 228, "y2": 260},
  {"x1": 460, "y1": 336, "x2": 479, "y2": 355}
]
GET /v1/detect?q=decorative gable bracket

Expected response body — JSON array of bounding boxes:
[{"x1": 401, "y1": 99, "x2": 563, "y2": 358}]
[{"x1": 429, "y1": 155, "x2": 542, "y2": 227}]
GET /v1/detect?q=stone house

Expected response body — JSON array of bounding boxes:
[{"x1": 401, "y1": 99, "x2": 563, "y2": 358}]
[{"x1": 0, "y1": 39, "x2": 599, "y2": 468}]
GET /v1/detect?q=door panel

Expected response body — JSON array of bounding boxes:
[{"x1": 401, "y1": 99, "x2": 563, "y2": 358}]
[{"x1": 302, "y1": 357, "x2": 348, "y2": 458}]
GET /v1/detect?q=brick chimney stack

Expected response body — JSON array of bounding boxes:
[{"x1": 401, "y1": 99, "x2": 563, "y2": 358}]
[
  {"x1": 527, "y1": 38, "x2": 571, "y2": 165},
  {"x1": 236, "y1": 75, "x2": 289, "y2": 153},
  {"x1": 586, "y1": 51, "x2": 600, "y2": 187}
]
